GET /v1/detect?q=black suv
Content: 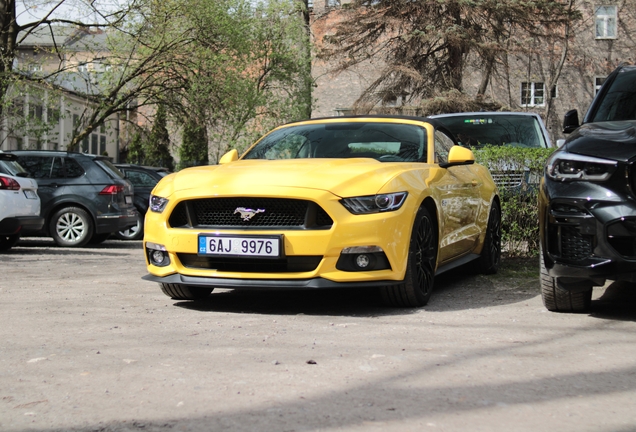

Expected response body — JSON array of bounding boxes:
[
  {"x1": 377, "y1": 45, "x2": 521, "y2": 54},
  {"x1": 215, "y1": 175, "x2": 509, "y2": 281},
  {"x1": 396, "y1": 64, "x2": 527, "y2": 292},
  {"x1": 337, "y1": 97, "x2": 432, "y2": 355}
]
[
  {"x1": 113, "y1": 164, "x2": 170, "y2": 240},
  {"x1": 10, "y1": 151, "x2": 138, "y2": 247},
  {"x1": 539, "y1": 63, "x2": 636, "y2": 312}
]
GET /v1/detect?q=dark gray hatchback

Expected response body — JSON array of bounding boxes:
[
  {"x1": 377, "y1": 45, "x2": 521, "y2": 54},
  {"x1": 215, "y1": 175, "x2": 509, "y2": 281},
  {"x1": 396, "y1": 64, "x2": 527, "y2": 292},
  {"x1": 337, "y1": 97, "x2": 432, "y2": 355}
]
[{"x1": 10, "y1": 151, "x2": 138, "y2": 247}]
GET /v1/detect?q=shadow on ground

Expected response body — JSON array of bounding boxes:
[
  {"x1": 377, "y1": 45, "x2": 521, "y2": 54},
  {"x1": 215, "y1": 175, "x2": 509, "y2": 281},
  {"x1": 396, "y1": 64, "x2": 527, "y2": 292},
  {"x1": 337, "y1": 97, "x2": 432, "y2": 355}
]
[
  {"x1": 591, "y1": 280, "x2": 636, "y2": 322},
  {"x1": 14, "y1": 237, "x2": 142, "y2": 250},
  {"x1": 174, "y1": 257, "x2": 541, "y2": 317},
  {"x1": 2, "y1": 238, "x2": 142, "y2": 259}
]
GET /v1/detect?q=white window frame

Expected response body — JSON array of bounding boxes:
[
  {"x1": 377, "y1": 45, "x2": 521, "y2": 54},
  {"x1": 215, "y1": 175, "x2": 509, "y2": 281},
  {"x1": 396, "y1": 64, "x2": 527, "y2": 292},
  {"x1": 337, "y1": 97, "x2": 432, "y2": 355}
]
[
  {"x1": 595, "y1": 76, "x2": 607, "y2": 95},
  {"x1": 521, "y1": 82, "x2": 545, "y2": 107},
  {"x1": 595, "y1": 5, "x2": 617, "y2": 39}
]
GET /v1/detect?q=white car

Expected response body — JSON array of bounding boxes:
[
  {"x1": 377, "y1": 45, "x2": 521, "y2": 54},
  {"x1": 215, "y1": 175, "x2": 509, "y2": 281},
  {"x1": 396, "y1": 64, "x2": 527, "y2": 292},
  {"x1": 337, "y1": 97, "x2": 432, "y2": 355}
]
[{"x1": 0, "y1": 153, "x2": 44, "y2": 251}]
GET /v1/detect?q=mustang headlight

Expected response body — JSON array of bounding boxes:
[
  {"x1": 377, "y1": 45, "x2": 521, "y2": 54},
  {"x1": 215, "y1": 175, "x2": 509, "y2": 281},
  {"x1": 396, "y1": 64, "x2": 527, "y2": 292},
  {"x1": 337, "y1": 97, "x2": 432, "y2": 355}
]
[
  {"x1": 546, "y1": 152, "x2": 617, "y2": 182},
  {"x1": 149, "y1": 195, "x2": 169, "y2": 213},
  {"x1": 341, "y1": 192, "x2": 408, "y2": 215}
]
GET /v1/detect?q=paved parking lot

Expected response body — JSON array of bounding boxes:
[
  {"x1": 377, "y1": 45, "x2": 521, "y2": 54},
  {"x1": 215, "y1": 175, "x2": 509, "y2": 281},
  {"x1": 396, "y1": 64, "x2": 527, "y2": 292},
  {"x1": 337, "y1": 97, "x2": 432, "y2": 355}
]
[{"x1": 1, "y1": 239, "x2": 636, "y2": 431}]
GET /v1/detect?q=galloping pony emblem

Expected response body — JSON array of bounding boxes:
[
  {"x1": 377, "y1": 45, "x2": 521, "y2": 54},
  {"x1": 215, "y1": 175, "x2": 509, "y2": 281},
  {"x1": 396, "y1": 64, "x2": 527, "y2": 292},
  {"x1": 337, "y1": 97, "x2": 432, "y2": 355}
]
[{"x1": 234, "y1": 207, "x2": 265, "y2": 221}]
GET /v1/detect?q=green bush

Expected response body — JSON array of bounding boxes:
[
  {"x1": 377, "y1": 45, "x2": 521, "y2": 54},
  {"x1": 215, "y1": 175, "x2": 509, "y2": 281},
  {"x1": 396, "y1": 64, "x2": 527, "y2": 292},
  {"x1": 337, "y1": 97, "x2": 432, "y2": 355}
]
[{"x1": 473, "y1": 146, "x2": 556, "y2": 257}]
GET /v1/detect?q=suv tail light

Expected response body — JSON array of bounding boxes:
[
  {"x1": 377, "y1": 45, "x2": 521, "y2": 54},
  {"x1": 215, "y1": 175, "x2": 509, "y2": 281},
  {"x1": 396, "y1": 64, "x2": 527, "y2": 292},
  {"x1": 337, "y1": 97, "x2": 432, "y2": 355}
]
[
  {"x1": 0, "y1": 176, "x2": 20, "y2": 190},
  {"x1": 100, "y1": 185, "x2": 125, "y2": 195}
]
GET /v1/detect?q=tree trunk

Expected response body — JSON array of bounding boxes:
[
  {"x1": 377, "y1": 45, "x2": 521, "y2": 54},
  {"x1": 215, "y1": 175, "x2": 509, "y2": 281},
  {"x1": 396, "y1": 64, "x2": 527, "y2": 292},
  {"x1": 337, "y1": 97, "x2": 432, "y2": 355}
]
[
  {"x1": 446, "y1": 2, "x2": 463, "y2": 91},
  {"x1": 0, "y1": 1, "x2": 19, "y2": 119},
  {"x1": 477, "y1": 56, "x2": 494, "y2": 96},
  {"x1": 300, "y1": 0, "x2": 312, "y2": 119}
]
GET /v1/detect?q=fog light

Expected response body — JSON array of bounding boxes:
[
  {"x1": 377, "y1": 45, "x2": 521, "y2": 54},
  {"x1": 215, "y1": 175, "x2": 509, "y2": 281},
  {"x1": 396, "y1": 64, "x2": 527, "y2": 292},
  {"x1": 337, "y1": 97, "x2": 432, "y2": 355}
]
[
  {"x1": 146, "y1": 242, "x2": 170, "y2": 267},
  {"x1": 336, "y1": 246, "x2": 391, "y2": 272},
  {"x1": 355, "y1": 254, "x2": 370, "y2": 268},
  {"x1": 151, "y1": 250, "x2": 165, "y2": 265}
]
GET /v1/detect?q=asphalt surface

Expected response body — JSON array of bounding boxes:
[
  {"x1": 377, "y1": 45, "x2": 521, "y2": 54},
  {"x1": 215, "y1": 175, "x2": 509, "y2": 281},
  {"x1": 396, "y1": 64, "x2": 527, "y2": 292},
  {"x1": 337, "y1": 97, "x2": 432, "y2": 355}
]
[{"x1": 1, "y1": 238, "x2": 636, "y2": 432}]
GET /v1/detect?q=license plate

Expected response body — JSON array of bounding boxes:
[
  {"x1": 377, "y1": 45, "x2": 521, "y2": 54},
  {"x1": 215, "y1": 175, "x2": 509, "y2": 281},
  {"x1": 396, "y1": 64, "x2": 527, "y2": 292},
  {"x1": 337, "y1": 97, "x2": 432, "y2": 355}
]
[
  {"x1": 198, "y1": 235, "x2": 282, "y2": 258},
  {"x1": 125, "y1": 195, "x2": 132, "y2": 204},
  {"x1": 23, "y1": 189, "x2": 38, "y2": 199}
]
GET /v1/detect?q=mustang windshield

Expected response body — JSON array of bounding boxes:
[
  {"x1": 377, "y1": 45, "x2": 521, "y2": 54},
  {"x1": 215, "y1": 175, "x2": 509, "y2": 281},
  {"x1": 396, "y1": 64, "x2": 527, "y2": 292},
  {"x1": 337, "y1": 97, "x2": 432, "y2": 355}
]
[{"x1": 242, "y1": 122, "x2": 427, "y2": 162}]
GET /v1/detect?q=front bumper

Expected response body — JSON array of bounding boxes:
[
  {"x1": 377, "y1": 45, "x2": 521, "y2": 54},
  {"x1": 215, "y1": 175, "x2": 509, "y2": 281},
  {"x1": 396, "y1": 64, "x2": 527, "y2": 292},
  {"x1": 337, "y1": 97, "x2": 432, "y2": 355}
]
[
  {"x1": 142, "y1": 273, "x2": 401, "y2": 290},
  {"x1": 143, "y1": 189, "x2": 418, "y2": 286},
  {"x1": 539, "y1": 178, "x2": 636, "y2": 284}
]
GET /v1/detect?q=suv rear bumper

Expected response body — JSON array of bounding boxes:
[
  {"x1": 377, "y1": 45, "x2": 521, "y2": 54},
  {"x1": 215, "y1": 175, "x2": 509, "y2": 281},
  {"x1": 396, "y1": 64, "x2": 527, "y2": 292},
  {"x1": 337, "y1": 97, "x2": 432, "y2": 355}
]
[
  {"x1": 95, "y1": 208, "x2": 139, "y2": 234},
  {"x1": 0, "y1": 216, "x2": 45, "y2": 235}
]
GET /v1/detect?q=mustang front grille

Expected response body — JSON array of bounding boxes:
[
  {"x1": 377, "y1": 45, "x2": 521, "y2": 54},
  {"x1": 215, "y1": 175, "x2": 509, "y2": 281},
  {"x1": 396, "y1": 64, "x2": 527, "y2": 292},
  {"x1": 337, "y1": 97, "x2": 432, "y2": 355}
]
[
  {"x1": 168, "y1": 198, "x2": 333, "y2": 230},
  {"x1": 177, "y1": 253, "x2": 322, "y2": 272}
]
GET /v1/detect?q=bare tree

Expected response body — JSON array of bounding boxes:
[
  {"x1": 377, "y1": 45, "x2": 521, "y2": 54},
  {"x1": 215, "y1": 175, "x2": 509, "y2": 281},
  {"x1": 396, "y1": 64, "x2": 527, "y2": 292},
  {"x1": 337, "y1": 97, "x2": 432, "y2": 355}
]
[
  {"x1": 318, "y1": 0, "x2": 578, "y2": 111},
  {"x1": 1, "y1": 0, "x2": 194, "y2": 149}
]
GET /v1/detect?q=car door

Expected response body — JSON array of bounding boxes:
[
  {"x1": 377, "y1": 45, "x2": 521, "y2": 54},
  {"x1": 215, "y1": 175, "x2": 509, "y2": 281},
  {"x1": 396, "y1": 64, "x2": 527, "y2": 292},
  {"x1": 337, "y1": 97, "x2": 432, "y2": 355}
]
[
  {"x1": 431, "y1": 130, "x2": 482, "y2": 263},
  {"x1": 16, "y1": 155, "x2": 60, "y2": 210},
  {"x1": 17, "y1": 155, "x2": 92, "y2": 215}
]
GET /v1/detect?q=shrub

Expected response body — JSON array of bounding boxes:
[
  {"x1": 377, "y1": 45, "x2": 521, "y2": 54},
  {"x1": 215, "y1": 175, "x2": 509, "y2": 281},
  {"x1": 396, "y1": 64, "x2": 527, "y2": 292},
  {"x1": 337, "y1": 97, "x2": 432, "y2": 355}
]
[{"x1": 474, "y1": 146, "x2": 556, "y2": 257}]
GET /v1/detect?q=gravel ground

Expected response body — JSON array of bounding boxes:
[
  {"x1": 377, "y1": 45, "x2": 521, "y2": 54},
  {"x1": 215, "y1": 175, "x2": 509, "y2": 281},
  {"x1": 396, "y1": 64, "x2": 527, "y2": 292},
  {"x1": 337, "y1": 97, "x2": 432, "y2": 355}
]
[{"x1": 1, "y1": 238, "x2": 636, "y2": 432}]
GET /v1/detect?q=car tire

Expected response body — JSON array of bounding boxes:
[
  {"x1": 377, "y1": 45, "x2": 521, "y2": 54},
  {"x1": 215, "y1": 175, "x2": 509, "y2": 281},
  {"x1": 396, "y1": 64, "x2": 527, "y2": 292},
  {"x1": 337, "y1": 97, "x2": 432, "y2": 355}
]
[
  {"x1": 472, "y1": 200, "x2": 501, "y2": 274},
  {"x1": 50, "y1": 206, "x2": 94, "y2": 247},
  {"x1": 540, "y1": 246, "x2": 592, "y2": 313},
  {"x1": 114, "y1": 211, "x2": 144, "y2": 241},
  {"x1": 160, "y1": 283, "x2": 213, "y2": 300},
  {"x1": 0, "y1": 234, "x2": 20, "y2": 252},
  {"x1": 380, "y1": 206, "x2": 437, "y2": 307}
]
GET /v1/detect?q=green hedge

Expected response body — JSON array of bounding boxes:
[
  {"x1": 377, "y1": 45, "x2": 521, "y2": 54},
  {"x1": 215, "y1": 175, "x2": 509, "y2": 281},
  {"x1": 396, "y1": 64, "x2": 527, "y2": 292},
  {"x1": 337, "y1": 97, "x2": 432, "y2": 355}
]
[{"x1": 473, "y1": 146, "x2": 556, "y2": 257}]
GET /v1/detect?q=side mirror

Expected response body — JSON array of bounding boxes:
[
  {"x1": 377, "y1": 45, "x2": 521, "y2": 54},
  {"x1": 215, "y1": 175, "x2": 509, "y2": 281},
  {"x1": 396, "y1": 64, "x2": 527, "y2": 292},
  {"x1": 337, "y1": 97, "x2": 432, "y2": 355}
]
[
  {"x1": 563, "y1": 109, "x2": 580, "y2": 134},
  {"x1": 219, "y1": 149, "x2": 239, "y2": 164},
  {"x1": 556, "y1": 139, "x2": 566, "y2": 148},
  {"x1": 440, "y1": 146, "x2": 475, "y2": 168}
]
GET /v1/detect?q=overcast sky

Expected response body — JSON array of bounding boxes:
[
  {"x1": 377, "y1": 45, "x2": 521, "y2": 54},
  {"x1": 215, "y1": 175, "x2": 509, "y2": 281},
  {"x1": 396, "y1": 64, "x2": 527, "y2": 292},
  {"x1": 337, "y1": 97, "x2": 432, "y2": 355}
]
[{"x1": 16, "y1": 0, "x2": 126, "y2": 25}]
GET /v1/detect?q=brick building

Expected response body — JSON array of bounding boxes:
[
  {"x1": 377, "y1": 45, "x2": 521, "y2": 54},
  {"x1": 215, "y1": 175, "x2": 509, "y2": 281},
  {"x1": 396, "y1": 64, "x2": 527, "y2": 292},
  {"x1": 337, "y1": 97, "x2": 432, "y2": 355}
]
[{"x1": 309, "y1": 0, "x2": 636, "y2": 143}]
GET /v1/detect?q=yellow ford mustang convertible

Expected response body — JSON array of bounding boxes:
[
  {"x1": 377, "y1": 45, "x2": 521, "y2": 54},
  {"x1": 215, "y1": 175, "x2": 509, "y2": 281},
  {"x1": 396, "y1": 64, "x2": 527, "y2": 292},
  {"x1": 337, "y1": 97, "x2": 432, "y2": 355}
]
[{"x1": 142, "y1": 116, "x2": 500, "y2": 307}]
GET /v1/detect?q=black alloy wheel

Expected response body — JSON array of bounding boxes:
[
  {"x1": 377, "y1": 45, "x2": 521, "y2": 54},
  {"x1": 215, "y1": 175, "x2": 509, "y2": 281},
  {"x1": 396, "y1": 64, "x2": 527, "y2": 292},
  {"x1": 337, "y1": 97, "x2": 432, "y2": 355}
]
[
  {"x1": 473, "y1": 200, "x2": 501, "y2": 274},
  {"x1": 380, "y1": 206, "x2": 437, "y2": 307}
]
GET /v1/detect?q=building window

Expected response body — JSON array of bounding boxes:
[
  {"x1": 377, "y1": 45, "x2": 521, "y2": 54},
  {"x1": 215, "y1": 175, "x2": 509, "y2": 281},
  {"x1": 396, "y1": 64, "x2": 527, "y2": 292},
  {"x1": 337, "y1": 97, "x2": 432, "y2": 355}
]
[
  {"x1": 48, "y1": 108, "x2": 61, "y2": 125},
  {"x1": 595, "y1": 76, "x2": 607, "y2": 95},
  {"x1": 9, "y1": 99, "x2": 25, "y2": 118},
  {"x1": 29, "y1": 104, "x2": 44, "y2": 121},
  {"x1": 596, "y1": 5, "x2": 617, "y2": 39},
  {"x1": 91, "y1": 134, "x2": 98, "y2": 154},
  {"x1": 521, "y1": 82, "x2": 545, "y2": 107}
]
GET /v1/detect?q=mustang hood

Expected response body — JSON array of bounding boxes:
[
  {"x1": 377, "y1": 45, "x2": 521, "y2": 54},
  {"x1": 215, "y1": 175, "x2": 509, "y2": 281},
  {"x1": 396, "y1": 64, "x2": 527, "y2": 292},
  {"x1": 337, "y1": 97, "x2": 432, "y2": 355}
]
[
  {"x1": 565, "y1": 121, "x2": 636, "y2": 162},
  {"x1": 163, "y1": 159, "x2": 421, "y2": 198}
]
